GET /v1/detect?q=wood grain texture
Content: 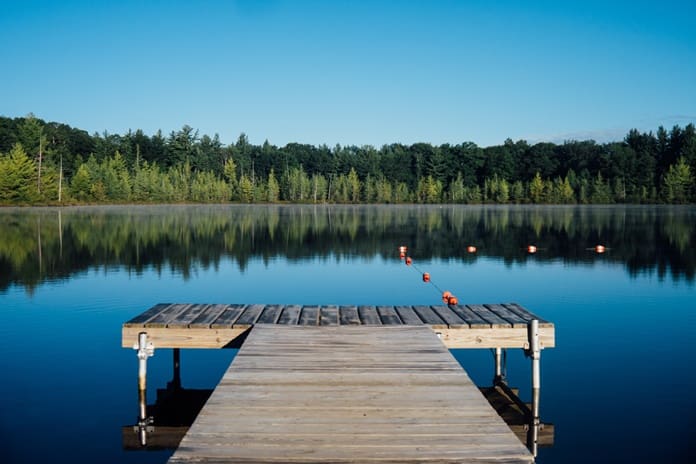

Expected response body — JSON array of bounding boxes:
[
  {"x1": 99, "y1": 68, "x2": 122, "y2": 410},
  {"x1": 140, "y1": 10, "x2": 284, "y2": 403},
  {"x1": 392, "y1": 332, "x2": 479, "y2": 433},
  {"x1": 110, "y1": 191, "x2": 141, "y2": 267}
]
[
  {"x1": 124, "y1": 303, "x2": 171, "y2": 327},
  {"x1": 468, "y1": 304, "x2": 512, "y2": 328},
  {"x1": 168, "y1": 325, "x2": 533, "y2": 463},
  {"x1": 339, "y1": 305, "x2": 361, "y2": 325},
  {"x1": 122, "y1": 303, "x2": 555, "y2": 349},
  {"x1": 277, "y1": 305, "x2": 301, "y2": 325},
  {"x1": 189, "y1": 304, "x2": 230, "y2": 328},
  {"x1": 210, "y1": 304, "x2": 246, "y2": 329},
  {"x1": 121, "y1": 326, "x2": 248, "y2": 349},
  {"x1": 377, "y1": 306, "x2": 402, "y2": 325}
]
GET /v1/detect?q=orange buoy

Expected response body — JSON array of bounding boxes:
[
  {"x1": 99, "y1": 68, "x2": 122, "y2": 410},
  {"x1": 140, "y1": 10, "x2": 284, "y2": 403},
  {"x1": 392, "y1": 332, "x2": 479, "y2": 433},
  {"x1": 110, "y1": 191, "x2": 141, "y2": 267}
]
[
  {"x1": 422, "y1": 273, "x2": 430, "y2": 282},
  {"x1": 527, "y1": 245, "x2": 537, "y2": 254},
  {"x1": 405, "y1": 257, "x2": 412, "y2": 266},
  {"x1": 595, "y1": 245, "x2": 606, "y2": 254},
  {"x1": 442, "y1": 291, "x2": 452, "y2": 303},
  {"x1": 447, "y1": 295, "x2": 458, "y2": 305},
  {"x1": 466, "y1": 245, "x2": 477, "y2": 253}
]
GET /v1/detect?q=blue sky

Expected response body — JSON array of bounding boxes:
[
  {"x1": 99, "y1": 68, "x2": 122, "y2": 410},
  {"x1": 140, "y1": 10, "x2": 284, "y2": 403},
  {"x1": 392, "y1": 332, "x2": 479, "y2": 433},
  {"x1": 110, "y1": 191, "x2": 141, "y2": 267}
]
[{"x1": 1, "y1": 0, "x2": 695, "y2": 147}]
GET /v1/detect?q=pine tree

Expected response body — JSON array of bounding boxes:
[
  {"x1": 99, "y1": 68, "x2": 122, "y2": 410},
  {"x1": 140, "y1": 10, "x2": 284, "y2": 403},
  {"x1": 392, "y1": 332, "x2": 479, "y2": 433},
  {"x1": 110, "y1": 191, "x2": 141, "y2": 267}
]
[
  {"x1": 662, "y1": 157, "x2": 693, "y2": 203},
  {"x1": 267, "y1": 169, "x2": 280, "y2": 202},
  {"x1": 529, "y1": 172, "x2": 545, "y2": 203},
  {"x1": 0, "y1": 144, "x2": 38, "y2": 203}
]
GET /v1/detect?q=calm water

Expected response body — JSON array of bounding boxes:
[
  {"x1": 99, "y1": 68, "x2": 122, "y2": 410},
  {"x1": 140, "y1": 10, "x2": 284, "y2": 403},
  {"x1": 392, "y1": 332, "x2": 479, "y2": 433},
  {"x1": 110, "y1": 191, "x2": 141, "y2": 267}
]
[{"x1": 0, "y1": 205, "x2": 694, "y2": 463}]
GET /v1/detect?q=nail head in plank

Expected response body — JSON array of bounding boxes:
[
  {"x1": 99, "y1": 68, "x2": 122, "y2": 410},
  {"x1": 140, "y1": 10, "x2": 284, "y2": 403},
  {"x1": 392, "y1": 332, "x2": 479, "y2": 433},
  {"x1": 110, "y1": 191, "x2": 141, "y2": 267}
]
[
  {"x1": 124, "y1": 303, "x2": 171, "y2": 327},
  {"x1": 394, "y1": 306, "x2": 424, "y2": 325},
  {"x1": 412, "y1": 305, "x2": 447, "y2": 328},
  {"x1": 484, "y1": 304, "x2": 529, "y2": 328},
  {"x1": 234, "y1": 304, "x2": 266, "y2": 327},
  {"x1": 468, "y1": 304, "x2": 511, "y2": 328},
  {"x1": 358, "y1": 305, "x2": 382, "y2": 325},
  {"x1": 377, "y1": 306, "x2": 402, "y2": 325},
  {"x1": 146, "y1": 303, "x2": 194, "y2": 328},
  {"x1": 339, "y1": 306, "x2": 360, "y2": 325},
  {"x1": 430, "y1": 305, "x2": 467, "y2": 328},
  {"x1": 299, "y1": 305, "x2": 320, "y2": 326},
  {"x1": 277, "y1": 305, "x2": 301, "y2": 325},
  {"x1": 320, "y1": 306, "x2": 339, "y2": 326},
  {"x1": 190, "y1": 304, "x2": 230, "y2": 328},
  {"x1": 257, "y1": 305, "x2": 284, "y2": 325},
  {"x1": 448, "y1": 305, "x2": 490, "y2": 328},
  {"x1": 210, "y1": 304, "x2": 246, "y2": 329}
]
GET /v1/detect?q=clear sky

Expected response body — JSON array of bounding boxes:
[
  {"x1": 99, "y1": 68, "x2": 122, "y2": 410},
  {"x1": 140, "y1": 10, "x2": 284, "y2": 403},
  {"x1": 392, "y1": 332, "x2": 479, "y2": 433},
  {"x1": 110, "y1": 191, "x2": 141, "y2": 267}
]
[{"x1": 1, "y1": 0, "x2": 695, "y2": 147}]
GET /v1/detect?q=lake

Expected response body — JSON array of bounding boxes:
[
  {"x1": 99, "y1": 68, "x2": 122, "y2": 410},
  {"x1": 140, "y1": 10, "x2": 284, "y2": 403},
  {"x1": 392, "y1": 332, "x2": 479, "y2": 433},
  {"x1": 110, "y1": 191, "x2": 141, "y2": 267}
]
[{"x1": 0, "y1": 204, "x2": 694, "y2": 463}]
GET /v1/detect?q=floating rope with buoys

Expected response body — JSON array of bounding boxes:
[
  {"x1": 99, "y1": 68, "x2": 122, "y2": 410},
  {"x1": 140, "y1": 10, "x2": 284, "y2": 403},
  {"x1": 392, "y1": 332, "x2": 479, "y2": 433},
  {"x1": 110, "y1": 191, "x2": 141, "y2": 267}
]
[{"x1": 398, "y1": 245, "x2": 459, "y2": 306}]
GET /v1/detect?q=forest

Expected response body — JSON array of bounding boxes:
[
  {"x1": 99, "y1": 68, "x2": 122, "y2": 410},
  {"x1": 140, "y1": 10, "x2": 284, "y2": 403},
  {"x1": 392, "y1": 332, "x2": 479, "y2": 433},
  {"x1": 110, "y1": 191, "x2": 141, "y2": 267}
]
[{"x1": 0, "y1": 114, "x2": 694, "y2": 205}]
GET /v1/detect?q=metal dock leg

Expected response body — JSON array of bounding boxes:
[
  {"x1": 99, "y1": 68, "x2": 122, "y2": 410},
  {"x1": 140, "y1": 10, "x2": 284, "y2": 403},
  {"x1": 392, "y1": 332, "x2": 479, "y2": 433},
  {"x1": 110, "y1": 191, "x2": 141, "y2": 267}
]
[
  {"x1": 133, "y1": 332, "x2": 155, "y2": 446},
  {"x1": 527, "y1": 319, "x2": 541, "y2": 457}
]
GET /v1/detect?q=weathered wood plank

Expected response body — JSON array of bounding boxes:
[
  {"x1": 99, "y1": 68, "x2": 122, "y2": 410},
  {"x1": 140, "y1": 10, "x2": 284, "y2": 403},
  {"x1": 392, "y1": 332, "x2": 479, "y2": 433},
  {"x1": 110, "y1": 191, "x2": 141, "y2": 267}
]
[
  {"x1": 319, "y1": 305, "x2": 339, "y2": 326},
  {"x1": 124, "y1": 303, "x2": 172, "y2": 327},
  {"x1": 504, "y1": 303, "x2": 553, "y2": 327},
  {"x1": 168, "y1": 304, "x2": 211, "y2": 328},
  {"x1": 412, "y1": 305, "x2": 447, "y2": 328},
  {"x1": 146, "y1": 304, "x2": 194, "y2": 328},
  {"x1": 485, "y1": 304, "x2": 529, "y2": 328},
  {"x1": 394, "y1": 305, "x2": 425, "y2": 325},
  {"x1": 210, "y1": 304, "x2": 246, "y2": 329},
  {"x1": 277, "y1": 305, "x2": 301, "y2": 325},
  {"x1": 449, "y1": 305, "x2": 490, "y2": 328},
  {"x1": 468, "y1": 304, "x2": 512, "y2": 328},
  {"x1": 376, "y1": 306, "x2": 402, "y2": 325},
  {"x1": 121, "y1": 326, "x2": 248, "y2": 349},
  {"x1": 358, "y1": 305, "x2": 382, "y2": 325},
  {"x1": 190, "y1": 303, "x2": 229, "y2": 328},
  {"x1": 439, "y1": 327, "x2": 556, "y2": 349},
  {"x1": 256, "y1": 305, "x2": 283, "y2": 324},
  {"x1": 299, "y1": 305, "x2": 320, "y2": 326},
  {"x1": 430, "y1": 305, "x2": 467, "y2": 328},
  {"x1": 338, "y1": 306, "x2": 360, "y2": 325},
  {"x1": 167, "y1": 325, "x2": 533, "y2": 464},
  {"x1": 234, "y1": 304, "x2": 266, "y2": 327}
]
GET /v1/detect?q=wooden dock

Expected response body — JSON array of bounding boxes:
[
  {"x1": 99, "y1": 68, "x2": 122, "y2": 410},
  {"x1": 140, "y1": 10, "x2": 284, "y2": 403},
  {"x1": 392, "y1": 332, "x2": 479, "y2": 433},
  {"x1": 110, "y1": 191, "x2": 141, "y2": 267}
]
[
  {"x1": 123, "y1": 303, "x2": 555, "y2": 463},
  {"x1": 169, "y1": 325, "x2": 534, "y2": 463},
  {"x1": 122, "y1": 303, "x2": 555, "y2": 350}
]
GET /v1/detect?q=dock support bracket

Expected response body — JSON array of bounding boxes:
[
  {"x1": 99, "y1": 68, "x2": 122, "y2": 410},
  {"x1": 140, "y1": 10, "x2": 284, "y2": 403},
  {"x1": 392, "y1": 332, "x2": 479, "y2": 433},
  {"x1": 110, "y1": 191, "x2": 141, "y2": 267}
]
[{"x1": 133, "y1": 332, "x2": 155, "y2": 446}]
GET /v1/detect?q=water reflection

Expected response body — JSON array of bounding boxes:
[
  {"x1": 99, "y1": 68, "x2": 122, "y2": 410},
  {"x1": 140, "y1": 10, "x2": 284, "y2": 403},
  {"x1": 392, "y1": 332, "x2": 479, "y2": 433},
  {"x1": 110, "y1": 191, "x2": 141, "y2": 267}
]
[
  {"x1": 1, "y1": 204, "x2": 694, "y2": 292},
  {"x1": 123, "y1": 348, "x2": 553, "y2": 453}
]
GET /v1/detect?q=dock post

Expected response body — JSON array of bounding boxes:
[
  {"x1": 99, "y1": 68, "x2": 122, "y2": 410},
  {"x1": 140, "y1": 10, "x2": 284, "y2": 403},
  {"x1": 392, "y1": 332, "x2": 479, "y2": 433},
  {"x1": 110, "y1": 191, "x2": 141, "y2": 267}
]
[
  {"x1": 133, "y1": 332, "x2": 155, "y2": 445},
  {"x1": 494, "y1": 347, "x2": 504, "y2": 385},
  {"x1": 527, "y1": 319, "x2": 541, "y2": 457},
  {"x1": 168, "y1": 348, "x2": 182, "y2": 390}
]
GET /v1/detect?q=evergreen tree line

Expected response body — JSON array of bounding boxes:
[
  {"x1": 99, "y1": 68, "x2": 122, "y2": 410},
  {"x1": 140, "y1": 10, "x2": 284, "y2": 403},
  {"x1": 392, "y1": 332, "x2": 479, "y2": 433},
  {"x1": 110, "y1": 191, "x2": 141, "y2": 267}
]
[{"x1": 0, "y1": 114, "x2": 694, "y2": 205}]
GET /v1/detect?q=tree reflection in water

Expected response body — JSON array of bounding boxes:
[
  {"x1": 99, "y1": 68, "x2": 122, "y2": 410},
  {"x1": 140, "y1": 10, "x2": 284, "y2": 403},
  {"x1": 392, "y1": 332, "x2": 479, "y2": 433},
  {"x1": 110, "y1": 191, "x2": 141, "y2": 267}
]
[{"x1": 1, "y1": 204, "x2": 694, "y2": 293}]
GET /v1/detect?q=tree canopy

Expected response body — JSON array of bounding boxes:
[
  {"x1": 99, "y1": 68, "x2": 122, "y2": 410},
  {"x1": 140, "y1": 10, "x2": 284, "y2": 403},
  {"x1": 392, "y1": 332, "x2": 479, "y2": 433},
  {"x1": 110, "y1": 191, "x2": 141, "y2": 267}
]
[{"x1": 0, "y1": 115, "x2": 694, "y2": 205}]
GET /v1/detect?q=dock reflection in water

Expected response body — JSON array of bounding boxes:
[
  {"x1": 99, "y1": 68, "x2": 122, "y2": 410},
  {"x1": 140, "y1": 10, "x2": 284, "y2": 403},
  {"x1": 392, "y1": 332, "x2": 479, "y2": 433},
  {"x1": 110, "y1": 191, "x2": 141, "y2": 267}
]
[{"x1": 122, "y1": 348, "x2": 554, "y2": 455}]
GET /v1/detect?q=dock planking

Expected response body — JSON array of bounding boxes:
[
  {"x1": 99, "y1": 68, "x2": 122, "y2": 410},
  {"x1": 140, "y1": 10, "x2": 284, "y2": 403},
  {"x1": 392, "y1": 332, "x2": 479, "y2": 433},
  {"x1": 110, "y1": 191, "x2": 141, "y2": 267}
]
[
  {"x1": 123, "y1": 303, "x2": 555, "y2": 350},
  {"x1": 167, "y1": 325, "x2": 534, "y2": 464}
]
